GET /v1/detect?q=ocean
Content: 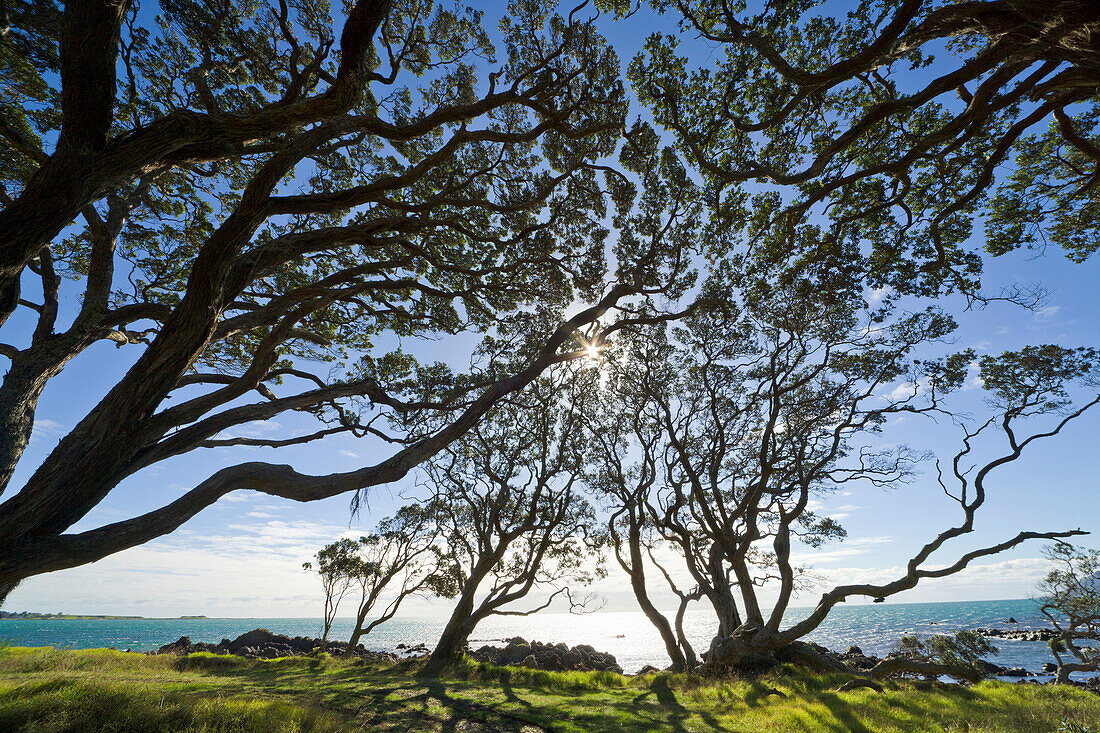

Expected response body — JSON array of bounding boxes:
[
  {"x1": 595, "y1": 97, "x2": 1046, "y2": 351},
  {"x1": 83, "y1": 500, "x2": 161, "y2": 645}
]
[{"x1": 0, "y1": 598, "x2": 1080, "y2": 677}]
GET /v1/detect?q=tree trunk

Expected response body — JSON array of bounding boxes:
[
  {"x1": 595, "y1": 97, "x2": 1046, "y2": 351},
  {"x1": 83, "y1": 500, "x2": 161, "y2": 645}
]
[
  {"x1": 674, "y1": 594, "x2": 698, "y2": 668},
  {"x1": 705, "y1": 625, "x2": 781, "y2": 671},
  {"x1": 633, "y1": 578, "x2": 688, "y2": 671},
  {"x1": 620, "y1": 528, "x2": 688, "y2": 671},
  {"x1": 0, "y1": 340, "x2": 91, "y2": 495},
  {"x1": 345, "y1": 599, "x2": 371, "y2": 655},
  {"x1": 424, "y1": 590, "x2": 480, "y2": 675}
]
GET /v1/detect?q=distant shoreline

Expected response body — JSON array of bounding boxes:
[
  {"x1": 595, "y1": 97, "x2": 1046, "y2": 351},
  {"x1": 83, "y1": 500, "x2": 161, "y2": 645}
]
[{"x1": 0, "y1": 612, "x2": 208, "y2": 620}]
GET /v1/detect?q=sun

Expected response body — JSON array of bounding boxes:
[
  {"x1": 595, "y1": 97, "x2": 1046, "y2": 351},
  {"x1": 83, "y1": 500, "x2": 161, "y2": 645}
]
[{"x1": 580, "y1": 338, "x2": 604, "y2": 363}]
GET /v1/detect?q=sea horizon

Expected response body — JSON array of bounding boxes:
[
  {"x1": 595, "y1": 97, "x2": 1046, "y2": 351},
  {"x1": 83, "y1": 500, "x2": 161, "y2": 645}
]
[
  {"x1": 0, "y1": 594, "x2": 1044, "y2": 620},
  {"x1": 3, "y1": 597, "x2": 1079, "y2": 677}
]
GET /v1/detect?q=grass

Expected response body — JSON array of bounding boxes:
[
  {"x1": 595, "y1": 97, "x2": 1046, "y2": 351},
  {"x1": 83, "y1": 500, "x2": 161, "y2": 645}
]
[{"x1": 1, "y1": 646, "x2": 1098, "y2": 732}]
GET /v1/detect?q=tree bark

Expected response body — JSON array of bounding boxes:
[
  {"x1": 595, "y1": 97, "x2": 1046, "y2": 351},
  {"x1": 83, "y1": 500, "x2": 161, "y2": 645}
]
[
  {"x1": 0, "y1": 0, "x2": 392, "y2": 328},
  {"x1": 620, "y1": 525, "x2": 687, "y2": 671},
  {"x1": 674, "y1": 593, "x2": 699, "y2": 668},
  {"x1": 424, "y1": 591, "x2": 480, "y2": 675},
  {"x1": 0, "y1": 582, "x2": 16, "y2": 609}
]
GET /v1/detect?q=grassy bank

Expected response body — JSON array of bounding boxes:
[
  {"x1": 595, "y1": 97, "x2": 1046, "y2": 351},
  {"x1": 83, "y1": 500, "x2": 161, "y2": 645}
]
[{"x1": 0, "y1": 646, "x2": 1097, "y2": 732}]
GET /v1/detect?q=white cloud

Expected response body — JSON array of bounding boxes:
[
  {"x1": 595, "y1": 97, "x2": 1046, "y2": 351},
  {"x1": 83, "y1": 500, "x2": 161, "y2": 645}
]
[
  {"x1": 30, "y1": 418, "x2": 67, "y2": 444},
  {"x1": 7, "y1": 519, "x2": 358, "y2": 617},
  {"x1": 881, "y1": 378, "x2": 928, "y2": 403},
  {"x1": 963, "y1": 360, "x2": 984, "y2": 391},
  {"x1": 865, "y1": 287, "x2": 890, "y2": 306},
  {"x1": 797, "y1": 557, "x2": 1052, "y2": 602},
  {"x1": 793, "y1": 536, "x2": 894, "y2": 565},
  {"x1": 338, "y1": 450, "x2": 359, "y2": 458},
  {"x1": 1033, "y1": 306, "x2": 1061, "y2": 323}
]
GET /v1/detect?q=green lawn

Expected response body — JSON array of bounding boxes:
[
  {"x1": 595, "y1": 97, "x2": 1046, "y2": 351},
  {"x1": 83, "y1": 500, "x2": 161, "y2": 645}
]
[{"x1": 0, "y1": 646, "x2": 1097, "y2": 732}]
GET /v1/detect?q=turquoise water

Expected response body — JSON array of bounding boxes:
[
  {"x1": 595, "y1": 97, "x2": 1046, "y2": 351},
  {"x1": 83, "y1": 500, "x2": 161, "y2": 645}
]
[{"x1": 0, "y1": 598, "x2": 1069, "y2": 675}]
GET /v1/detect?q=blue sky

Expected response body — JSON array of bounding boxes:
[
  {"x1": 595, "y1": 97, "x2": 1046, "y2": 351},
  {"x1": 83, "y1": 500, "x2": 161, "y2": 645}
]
[{"x1": 4, "y1": 1, "x2": 1100, "y2": 619}]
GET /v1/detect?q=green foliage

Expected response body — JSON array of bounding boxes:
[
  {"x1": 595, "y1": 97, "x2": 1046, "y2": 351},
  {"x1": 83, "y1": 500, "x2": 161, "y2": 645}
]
[
  {"x1": 979, "y1": 346, "x2": 1100, "y2": 414},
  {"x1": 1039, "y1": 543, "x2": 1100, "y2": 678},
  {"x1": 987, "y1": 107, "x2": 1100, "y2": 263},
  {"x1": 630, "y1": 0, "x2": 1100, "y2": 295},
  {"x1": 894, "y1": 630, "x2": 999, "y2": 672}
]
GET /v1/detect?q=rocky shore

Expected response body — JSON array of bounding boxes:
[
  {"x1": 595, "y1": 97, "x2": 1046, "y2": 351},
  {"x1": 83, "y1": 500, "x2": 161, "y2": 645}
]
[
  {"x1": 467, "y1": 637, "x2": 623, "y2": 674},
  {"x1": 154, "y1": 629, "x2": 623, "y2": 674},
  {"x1": 972, "y1": 627, "x2": 1062, "y2": 642},
  {"x1": 156, "y1": 628, "x2": 398, "y2": 663},
  {"x1": 149, "y1": 626, "x2": 1098, "y2": 690}
]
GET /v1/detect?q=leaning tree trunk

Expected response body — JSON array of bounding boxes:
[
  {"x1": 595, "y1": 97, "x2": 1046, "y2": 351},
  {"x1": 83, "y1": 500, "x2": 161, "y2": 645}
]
[
  {"x1": 674, "y1": 594, "x2": 699, "y2": 668},
  {"x1": 621, "y1": 528, "x2": 689, "y2": 671},
  {"x1": 633, "y1": 581, "x2": 688, "y2": 671},
  {"x1": 424, "y1": 590, "x2": 481, "y2": 675},
  {"x1": 345, "y1": 597, "x2": 378, "y2": 655}
]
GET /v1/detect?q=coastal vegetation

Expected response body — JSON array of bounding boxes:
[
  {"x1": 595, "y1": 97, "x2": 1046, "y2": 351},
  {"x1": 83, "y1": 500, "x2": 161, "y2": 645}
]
[
  {"x1": 3, "y1": 0, "x2": 1099, "y2": 612},
  {"x1": 1039, "y1": 544, "x2": 1100, "y2": 683},
  {"x1": 2, "y1": 0, "x2": 1100, "y2": 723},
  {"x1": 3, "y1": 646, "x2": 1100, "y2": 733}
]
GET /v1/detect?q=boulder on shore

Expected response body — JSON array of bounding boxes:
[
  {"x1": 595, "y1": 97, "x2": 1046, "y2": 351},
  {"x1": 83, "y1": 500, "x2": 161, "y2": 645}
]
[
  {"x1": 467, "y1": 637, "x2": 622, "y2": 674},
  {"x1": 155, "y1": 628, "x2": 397, "y2": 663}
]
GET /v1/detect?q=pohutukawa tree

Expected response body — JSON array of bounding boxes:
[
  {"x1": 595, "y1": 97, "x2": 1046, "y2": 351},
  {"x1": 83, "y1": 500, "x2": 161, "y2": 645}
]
[
  {"x1": 588, "y1": 252, "x2": 1098, "y2": 671},
  {"x1": 633, "y1": 0, "x2": 1100, "y2": 291},
  {"x1": 1038, "y1": 542, "x2": 1100, "y2": 684},
  {"x1": 422, "y1": 367, "x2": 606, "y2": 674},
  {"x1": 0, "y1": 0, "x2": 687, "y2": 605},
  {"x1": 584, "y1": 338, "x2": 703, "y2": 672},
  {"x1": 343, "y1": 503, "x2": 445, "y2": 654},
  {"x1": 303, "y1": 538, "x2": 361, "y2": 650}
]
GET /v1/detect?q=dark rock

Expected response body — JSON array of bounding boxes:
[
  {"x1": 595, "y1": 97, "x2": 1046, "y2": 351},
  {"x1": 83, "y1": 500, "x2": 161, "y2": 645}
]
[
  {"x1": 1001, "y1": 667, "x2": 1032, "y2": 677},
  {"x1": 157, "y1": 636, "x2": 193, "y2": 655},
  {"x1": 1008, "y1": 617, "x2": 1017, "y2": 624},
  {"x1": 974, "y1": 627, "x2": 1064, "y2": 642},
  {"x1": 227, "y1": 628, "x2": 283, "y2": 651},
  {"x1": 467, "y1": 638, "x2": 622, "y2": 674},
  {"x1": 978, "y1": 659, "x2": 1005, "y2": 675},
  {"x1": 561, "y1": 650, "x2": 583, "y2": 670},
  {"x1": 846, "y1": 646, "x2": 863, "y2": 656},
  {"x1": 1042, "y1": 663, "x2": 1058, "y2": 673},
  {"x1": 152, "y1": 628, "x2": 397, "y2": 663},
  {"x1": 635, "y1": 665, "x2": 660, "y2": 675}
]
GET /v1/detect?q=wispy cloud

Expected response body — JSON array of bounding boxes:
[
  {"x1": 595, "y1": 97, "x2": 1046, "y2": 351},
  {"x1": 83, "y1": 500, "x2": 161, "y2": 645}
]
[{"x1": 1033, "y1": 305, "x2": 1061, "y2": 323}]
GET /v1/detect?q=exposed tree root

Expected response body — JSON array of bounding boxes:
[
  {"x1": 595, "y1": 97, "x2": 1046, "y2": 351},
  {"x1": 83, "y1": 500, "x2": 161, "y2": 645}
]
[{"x1": 837, "y1": 679, "x2": 885, "y2": 693}]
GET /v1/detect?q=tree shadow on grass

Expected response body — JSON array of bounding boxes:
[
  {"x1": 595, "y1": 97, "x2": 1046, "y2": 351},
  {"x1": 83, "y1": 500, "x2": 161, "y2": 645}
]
[
  {"x1": 420, "y1": 676, "x2": 549, "y2": 732},
  {"x1": 806, "y1": 691, "x2": 877, "y2": 733},
  {"x1": 628, "y1": 675, "x2": 729, "y2": 732}
]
